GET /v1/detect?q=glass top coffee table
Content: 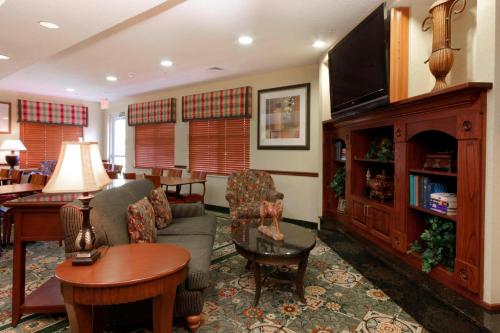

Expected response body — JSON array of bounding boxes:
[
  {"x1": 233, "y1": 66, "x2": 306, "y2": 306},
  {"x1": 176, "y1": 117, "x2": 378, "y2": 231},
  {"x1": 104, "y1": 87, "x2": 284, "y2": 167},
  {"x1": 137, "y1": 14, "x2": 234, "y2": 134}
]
[{"x1": 231, "y1": 221, "x2": 316, "y2": 306}]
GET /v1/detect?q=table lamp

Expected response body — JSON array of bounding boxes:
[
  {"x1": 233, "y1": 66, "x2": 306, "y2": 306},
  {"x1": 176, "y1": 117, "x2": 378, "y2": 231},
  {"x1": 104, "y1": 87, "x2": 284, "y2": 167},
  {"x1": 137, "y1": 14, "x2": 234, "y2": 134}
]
[
  {"x1": 0, "y1": 139, "x2": 27, "y2": 170},
  {"x1": 43, "y1": 141, "x2": 111, "y2": 265}
]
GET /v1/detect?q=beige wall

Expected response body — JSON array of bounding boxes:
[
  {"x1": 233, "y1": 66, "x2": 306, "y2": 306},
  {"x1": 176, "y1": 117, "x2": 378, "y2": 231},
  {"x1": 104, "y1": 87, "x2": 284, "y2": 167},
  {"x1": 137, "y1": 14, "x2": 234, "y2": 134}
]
[
  {"x1": 106, "y1": 64, "x2": 322, "y2": 225},
  {"x1": 0, "y1": 91, "x2": 104, "y2": 160}
]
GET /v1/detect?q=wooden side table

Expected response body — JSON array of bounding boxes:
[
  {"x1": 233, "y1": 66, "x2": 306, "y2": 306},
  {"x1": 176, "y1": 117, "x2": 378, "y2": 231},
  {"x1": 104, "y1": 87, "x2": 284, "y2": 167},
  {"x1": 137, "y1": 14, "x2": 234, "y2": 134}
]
[{"x1": 55, "y1": 243, "x2": 190, "y2": 333}]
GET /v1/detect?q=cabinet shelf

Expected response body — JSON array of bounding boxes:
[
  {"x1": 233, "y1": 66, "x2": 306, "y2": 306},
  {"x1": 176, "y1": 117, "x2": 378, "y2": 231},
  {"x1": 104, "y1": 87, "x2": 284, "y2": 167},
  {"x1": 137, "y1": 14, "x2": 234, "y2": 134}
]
[
  {"x1": 408, "y1": 205, "x2": 457, "y2": 222},
  {"x1": 334, "y1": 159, "x2": 346, "y2": 163},
  {"x1": 409, "y1": 169, "x2": 457, "y2": 177},
  {"x1": 354, "y1": 157, "x2": 394, "y2": 164}
]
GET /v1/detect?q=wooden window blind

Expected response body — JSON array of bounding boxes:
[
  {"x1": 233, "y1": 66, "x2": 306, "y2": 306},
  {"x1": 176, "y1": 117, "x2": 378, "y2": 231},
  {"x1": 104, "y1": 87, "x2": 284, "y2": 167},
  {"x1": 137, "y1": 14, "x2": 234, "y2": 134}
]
[
  {"x1": 135, "y1": 123, "x2": 175, "y2": 168},
  {"x1": 20, "y1": 123, "x2": 83, "y2": 168},
  {"x1": 189, "y1": 118, "x2": 250, "y2": 175}
]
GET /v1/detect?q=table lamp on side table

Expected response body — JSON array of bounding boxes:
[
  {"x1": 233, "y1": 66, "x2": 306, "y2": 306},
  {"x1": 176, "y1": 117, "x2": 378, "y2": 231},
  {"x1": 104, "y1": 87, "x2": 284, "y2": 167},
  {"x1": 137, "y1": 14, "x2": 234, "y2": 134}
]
[
  {"x1": 43, "y1": 141, "x2": 111, "y2": 265},
  {"x1": 0, "y1": 139, "x2": 27, "y2": 170}
]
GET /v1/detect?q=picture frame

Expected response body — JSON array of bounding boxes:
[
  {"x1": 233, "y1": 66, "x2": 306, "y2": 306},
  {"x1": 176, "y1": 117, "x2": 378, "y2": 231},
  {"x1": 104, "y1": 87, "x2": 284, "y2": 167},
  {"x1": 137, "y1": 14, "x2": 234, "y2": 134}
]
[
  {"x1": 257, "y1": 83, "x2": 310, "y2": 150},
  {"x1": 0, "y1": 102, "x2": 11, "y2": 134}
]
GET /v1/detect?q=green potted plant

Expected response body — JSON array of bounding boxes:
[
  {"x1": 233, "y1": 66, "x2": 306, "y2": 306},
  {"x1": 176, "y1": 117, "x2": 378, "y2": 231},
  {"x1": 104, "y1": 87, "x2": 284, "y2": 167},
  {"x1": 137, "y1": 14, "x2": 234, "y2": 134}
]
[
  {"x1": 330, "y1": 166, "x2": 346, "y2": 214},
  {"x1": 408, "y1": 216, "x2": 456, "y2": 273}
]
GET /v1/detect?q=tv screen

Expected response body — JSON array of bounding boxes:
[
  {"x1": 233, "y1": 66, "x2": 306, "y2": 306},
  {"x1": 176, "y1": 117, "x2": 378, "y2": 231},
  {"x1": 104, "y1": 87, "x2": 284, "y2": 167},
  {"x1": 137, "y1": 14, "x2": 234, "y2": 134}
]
[{"x1": 329, "y1": 4, "x2": 389, "y2": 114}]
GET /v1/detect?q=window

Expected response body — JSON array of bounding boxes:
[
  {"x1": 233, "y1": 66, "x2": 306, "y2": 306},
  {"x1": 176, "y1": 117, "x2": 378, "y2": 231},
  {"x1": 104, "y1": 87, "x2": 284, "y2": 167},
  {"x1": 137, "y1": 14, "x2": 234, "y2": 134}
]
[
  {"x1": 135, "y1": 123, "x2": 175, "y2": 168},
  {"x1": 110, "y1": 114, "x2": 126, "y2": 167},
  {"x1": 189, "y1": 118, "x2": 250, "y2": 175},
  {"x1": 20, "y1": 122, "x2": 83, "y2": 168}
]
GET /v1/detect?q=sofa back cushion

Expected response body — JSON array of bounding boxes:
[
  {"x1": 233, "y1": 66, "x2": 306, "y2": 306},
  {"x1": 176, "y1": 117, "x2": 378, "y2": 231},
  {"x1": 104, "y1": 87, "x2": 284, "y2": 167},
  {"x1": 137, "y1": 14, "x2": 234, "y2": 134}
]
[{"x1": 60, "y1": 179, "x2": 155, "y2": 249}]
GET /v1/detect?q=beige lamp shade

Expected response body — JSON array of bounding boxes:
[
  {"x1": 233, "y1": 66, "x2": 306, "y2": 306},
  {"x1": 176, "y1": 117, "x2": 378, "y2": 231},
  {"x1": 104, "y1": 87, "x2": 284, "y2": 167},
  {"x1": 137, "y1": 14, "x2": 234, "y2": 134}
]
[
  {"x1": 43, "y1": 141, "x2": 111, "y2": 194},
  {"x1": 0, "y1": 139, "x2": 27, "y2": 151}
]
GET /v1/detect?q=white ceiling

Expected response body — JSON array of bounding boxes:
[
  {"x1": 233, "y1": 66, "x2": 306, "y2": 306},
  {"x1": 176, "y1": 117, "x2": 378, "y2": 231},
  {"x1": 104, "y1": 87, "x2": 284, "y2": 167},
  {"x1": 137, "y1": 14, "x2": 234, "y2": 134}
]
[{"x1": 0, "y1": 0, "x2": 384, "y2": 101}]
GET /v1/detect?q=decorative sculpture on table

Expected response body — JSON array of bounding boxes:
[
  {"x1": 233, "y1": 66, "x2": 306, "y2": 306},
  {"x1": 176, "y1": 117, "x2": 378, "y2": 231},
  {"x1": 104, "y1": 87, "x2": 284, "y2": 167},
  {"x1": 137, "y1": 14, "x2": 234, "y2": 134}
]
[
  {"x1": 422, "y1": 0, "x2": 467, "y2": 91},
  {"x1": 258, "y1": 199, "x2": 284, "y2": 241}
]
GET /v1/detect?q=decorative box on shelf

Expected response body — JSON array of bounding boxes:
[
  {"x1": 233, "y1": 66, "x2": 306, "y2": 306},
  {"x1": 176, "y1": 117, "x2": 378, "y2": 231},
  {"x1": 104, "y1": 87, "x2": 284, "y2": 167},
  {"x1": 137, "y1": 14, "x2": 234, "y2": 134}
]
[{"x1": 423, "y1": 152, "x2": 456, "y2": 172}]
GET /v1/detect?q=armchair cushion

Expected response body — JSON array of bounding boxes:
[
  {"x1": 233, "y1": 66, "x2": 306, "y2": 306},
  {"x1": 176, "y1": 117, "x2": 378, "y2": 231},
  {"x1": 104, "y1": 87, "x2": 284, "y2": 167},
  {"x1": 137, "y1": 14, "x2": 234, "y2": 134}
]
[{"x1": 127, "y1": 197, "x2": 157, "y2": 243}]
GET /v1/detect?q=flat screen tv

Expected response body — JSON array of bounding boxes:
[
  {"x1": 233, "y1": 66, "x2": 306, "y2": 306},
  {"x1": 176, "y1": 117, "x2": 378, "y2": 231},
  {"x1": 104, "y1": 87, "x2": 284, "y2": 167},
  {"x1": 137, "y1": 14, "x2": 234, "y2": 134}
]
[{"x1": 329, "y1": 4, "x2": 389, "y2": 115}]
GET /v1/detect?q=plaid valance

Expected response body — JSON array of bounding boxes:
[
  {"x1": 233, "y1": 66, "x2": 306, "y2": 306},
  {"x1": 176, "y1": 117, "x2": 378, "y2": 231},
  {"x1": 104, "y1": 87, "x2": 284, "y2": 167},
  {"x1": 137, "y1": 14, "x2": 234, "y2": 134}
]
[
  {"x1": 18, "y1": 99, "x2": 88, "y2": 127},
  {"x1": 128, "y1": 98, "x2": 176, "y2": 126},
  {"x1": 182, "y1": 86, "x2": 252, "y2": 121}
]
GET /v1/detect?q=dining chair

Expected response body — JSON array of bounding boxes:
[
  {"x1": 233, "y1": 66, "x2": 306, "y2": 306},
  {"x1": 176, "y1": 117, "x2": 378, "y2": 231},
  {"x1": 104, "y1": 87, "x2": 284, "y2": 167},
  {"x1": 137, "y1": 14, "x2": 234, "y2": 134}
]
[
  {"x1": 106, "y1": 171, "x2": 119, "y2": 179},
  {"x1": 0, "y1": 169, "x2": 9, "y2": 177},
  {"x1": 29, "y1": 173, "x2": 48, "y2": 186},
  {"x1": 113, "y1": 164, "x2": 123, "y2": 173},
  {"x1": 103, "y1": 162, "x2": 112, "y2": 171},
  {"x1": 145, "y1": 174, "x2": 161, "y2": 188},
  {"x1": 151, "y1": 168, "x2": 163, "y2": 176},
  {"x1": 10, "y1": 170, "x2": 23, "y2": 184},
  {"x1": 123, "y1": 172, "x2": 137, "y2": 180},
  {"x1": 184, "y1": 170, "x2": 207, "y2": 204},
  {"x1": 166, "y1": 168, "x2": 182, "y2": 177}
]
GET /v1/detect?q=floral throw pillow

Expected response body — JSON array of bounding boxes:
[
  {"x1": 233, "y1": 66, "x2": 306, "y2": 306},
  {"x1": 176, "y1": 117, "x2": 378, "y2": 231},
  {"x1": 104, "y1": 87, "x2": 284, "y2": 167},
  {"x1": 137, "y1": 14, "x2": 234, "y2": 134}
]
[
  {"x1": 149, "y1": 187, "x2": 173, "y2": 229},
  {"x1": 127, "y1": 197, "x2": 157, "y2": 243}
]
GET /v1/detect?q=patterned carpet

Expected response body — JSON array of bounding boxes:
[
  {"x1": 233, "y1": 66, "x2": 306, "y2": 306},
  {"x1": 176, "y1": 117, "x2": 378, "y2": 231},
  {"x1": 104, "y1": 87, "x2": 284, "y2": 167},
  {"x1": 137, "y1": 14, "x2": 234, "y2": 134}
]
[{"x1": 0, "y1": 213, "x2": 424, "y2": 332}]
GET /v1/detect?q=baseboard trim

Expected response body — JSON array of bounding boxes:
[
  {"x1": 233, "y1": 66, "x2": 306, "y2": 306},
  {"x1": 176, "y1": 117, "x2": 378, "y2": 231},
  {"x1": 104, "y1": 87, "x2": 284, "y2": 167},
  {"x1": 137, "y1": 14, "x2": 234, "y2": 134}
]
[
  {"x1": 480, "y1": 301, "x2": 500, "y2": 311},
  {"x1": 204, "y1": 204, "x2": 317, "y2": 229}
]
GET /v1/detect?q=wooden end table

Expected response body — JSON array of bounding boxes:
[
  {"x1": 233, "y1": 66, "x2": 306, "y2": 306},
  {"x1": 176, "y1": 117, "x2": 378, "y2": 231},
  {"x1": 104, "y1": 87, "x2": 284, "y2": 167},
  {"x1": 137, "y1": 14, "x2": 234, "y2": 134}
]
[
  {"x1": 55, "y1": 243, "x2": 190, "y2": 333},
  {"x1": 231, "y1": 222, "x2": 316, "y2": 306}
]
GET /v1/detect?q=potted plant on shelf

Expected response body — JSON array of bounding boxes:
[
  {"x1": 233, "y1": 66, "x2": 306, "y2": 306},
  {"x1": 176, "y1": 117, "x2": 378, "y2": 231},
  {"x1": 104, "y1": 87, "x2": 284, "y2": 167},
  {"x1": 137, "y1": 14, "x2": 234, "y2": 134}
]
[
  {"x1": 330, "y1": 166, "x2": 346, "y2": 214},
  {"x1": 408, "y1": 216, "x2": 456, "y2": 273}
]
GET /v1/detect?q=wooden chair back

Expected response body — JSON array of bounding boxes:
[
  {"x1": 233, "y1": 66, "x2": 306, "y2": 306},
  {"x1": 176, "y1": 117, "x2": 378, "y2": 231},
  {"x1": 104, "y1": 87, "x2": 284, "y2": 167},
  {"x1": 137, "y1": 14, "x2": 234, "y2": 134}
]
[
  {"x1": 166, "y1": 168, "x2": 182, "y2": 178},
  {"x1": 106, "y1": 171, "x2": 119, "y2": 179},
  {"x1": 190, "y1": 170, "x2": 207, "y2": 180},
  {"x1": 123, "y1": 172, "x2": 137, "y2": 180},
  {"x1": 103, "y1": 162, "x2": 112, "y2": 171},
  {"x1": 145, "y1": 174, "x2": 161, "y2": 188},
  {"x1": 29, "y1": 173, "x2": 48, "y2": 186},
  {"x1": 0, "y1": 169, "x2": 9, "y2": 177},
  {"x1": 151, "y1": 168, "x2": 163, "y2": 176},
  {"x1": 113, "y1": 164, "x2": 123, "y2": 173},
  {"x1": 10, "y1": 170, "x2": 22, "y2": 184}
]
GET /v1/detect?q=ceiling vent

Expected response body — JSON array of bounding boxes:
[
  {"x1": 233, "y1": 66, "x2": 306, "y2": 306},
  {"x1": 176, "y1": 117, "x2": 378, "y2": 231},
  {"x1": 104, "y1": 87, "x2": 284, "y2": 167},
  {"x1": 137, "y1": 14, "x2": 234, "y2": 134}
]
[{"x1": 208, "y1": 66, "x2": 224, "y2": 71}]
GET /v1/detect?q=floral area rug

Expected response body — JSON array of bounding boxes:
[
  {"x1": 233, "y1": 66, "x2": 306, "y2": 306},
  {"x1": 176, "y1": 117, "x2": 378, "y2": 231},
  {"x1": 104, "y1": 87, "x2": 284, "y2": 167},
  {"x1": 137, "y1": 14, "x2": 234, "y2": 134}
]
[{"x1": 0, "y1": 213, "x2": 425, "y2": 333}]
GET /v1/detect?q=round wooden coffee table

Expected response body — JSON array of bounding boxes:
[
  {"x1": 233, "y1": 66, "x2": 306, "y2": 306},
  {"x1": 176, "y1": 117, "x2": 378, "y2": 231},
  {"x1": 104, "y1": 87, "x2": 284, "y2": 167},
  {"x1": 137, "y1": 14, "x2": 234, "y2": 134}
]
[
  {"x1": 55, "y1": 243, "x2": 190, "y2": 333},
  {"x1": 231, "y1": 222, "x2": 316, "y2": 306}
]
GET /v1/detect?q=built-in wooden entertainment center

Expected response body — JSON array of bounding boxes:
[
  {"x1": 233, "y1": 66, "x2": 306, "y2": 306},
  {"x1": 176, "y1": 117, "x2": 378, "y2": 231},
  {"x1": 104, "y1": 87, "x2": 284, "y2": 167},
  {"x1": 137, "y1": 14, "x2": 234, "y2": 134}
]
[{"x1": 322, "y1": 82, "x2": 491, "y2": 306}]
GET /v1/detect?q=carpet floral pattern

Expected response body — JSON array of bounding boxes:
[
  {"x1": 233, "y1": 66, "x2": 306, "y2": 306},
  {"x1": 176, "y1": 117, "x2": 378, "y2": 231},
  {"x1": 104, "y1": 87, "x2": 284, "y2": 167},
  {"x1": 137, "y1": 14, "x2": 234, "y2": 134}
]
[{"x1": 0, "y1": 213, "x2": 424, "y2": 332}]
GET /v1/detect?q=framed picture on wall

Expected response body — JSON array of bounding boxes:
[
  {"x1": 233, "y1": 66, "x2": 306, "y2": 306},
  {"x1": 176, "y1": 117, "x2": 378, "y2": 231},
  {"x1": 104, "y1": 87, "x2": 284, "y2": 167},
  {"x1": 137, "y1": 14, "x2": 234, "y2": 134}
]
[
  {"x1": 257, "y1": 83, "x2": 310, "y2": 150},
  {"x1": 0, "y1": 102, "x2": 11, "y2": 134}
]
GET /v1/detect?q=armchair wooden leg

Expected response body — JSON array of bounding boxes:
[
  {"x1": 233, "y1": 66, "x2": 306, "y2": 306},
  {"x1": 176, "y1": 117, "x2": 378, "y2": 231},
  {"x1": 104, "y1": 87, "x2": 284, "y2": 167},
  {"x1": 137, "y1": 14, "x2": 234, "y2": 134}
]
[{"x1": 186, "y1": 314, "x2": 202, "y2": 332}]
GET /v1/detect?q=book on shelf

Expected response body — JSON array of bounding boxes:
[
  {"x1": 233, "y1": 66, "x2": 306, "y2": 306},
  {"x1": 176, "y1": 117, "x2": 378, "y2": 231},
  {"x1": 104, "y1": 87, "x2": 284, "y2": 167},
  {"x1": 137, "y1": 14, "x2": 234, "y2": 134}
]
[
  {"x1": 409, "y1": 175, "x2": 452, "y2": 212},
  {"x1": 430, "y1": 192, "x2": 457, "y2": 215},
  {"x1": 335, "y1": 141, "x2": 346, "y2": 161}
]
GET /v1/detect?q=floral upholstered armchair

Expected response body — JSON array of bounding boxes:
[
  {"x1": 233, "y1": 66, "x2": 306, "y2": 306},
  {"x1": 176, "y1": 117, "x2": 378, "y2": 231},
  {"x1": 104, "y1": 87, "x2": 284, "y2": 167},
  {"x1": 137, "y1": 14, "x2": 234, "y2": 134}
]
[{"x1": 225, "y1": 170, "x2": 284, "y2": 227}]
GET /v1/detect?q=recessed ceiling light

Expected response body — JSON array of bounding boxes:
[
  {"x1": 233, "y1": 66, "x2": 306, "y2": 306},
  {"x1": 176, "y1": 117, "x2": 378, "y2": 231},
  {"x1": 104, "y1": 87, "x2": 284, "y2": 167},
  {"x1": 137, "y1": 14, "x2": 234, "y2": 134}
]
[
  {"x1": 127, "y1": 72, "x2": 136, "y2": 78},
  {"x1": 313, "y1": 40, "x2": 326, "y2": 48},
  {"x1": 0, "y1": 54, "x2": 9, "y2": 60},
  {"x1": 66, "y1": 88, "x2": 75, "y2": 92},
  {"x1": 161, "y1": 60, "x2": 173, "y2": 67},
  {"x1": 106, "y1": 76, "x2": 118, "y2": 82},
  {"x1": 238, "y1": 36, "x2": 253, "y2": 45},
  {"x1": 39, "y1": 21, "x2": 60, "y2": 29}
]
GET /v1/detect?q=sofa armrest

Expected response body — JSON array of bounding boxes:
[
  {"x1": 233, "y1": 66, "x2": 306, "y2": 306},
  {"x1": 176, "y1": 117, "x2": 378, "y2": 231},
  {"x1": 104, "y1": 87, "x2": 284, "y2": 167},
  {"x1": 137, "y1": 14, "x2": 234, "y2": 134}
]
[
  {"x1": 171, "y1": 203, "x2": 205, "y2": 218},
  {"x1": 267, "y1": 190, "x2": 284, "y2": 201}
]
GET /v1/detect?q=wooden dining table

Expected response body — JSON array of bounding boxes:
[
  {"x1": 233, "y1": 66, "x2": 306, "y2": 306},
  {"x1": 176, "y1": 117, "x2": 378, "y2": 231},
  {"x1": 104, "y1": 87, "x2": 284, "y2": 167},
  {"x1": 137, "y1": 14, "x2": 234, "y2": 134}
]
[
  {"x1": 0, "y1": 183, "x2": 44, "y2": 195},
  {"x1": 0, "y1": 176, "x2": 13, "y2": 185},
  {"x1": 159, "y1": 176, "x2": 206, "y2": 200}
]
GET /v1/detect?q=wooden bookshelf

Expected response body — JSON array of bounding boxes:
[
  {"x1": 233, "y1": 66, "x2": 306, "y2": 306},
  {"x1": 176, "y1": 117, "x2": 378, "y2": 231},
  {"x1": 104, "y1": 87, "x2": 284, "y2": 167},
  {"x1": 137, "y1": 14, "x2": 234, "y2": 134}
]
[{"x1": 323, "y1": 82, "x2": 491, "y2": 307}]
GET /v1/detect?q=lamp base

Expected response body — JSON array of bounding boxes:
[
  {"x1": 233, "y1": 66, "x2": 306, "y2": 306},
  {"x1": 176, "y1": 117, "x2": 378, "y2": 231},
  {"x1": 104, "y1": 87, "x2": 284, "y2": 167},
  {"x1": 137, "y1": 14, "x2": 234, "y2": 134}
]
[
  {"x1": 72, "y1": 249, "x2": 101, "y2": 266},
  {"x1": 5, "y1": 154, "x2": 18, "y2": 170}
]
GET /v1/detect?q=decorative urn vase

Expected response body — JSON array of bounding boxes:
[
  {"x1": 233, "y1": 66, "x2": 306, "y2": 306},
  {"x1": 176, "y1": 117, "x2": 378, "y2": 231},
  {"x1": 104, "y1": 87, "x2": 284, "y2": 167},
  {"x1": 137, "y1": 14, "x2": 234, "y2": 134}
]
[{"x1": 422, "y1": 0, "x2": 467, "y2": 91}]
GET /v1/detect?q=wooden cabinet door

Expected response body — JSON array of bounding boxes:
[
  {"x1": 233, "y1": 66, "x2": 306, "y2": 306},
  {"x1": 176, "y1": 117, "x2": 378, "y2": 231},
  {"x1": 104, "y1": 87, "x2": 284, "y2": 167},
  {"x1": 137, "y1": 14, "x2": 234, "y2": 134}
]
[
  {"x1": 351, "y1": 199, "x2": 368, "y2": 230},
  {"x1": 367, "y1": 205, "x2": 392, "y2": 244}
]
